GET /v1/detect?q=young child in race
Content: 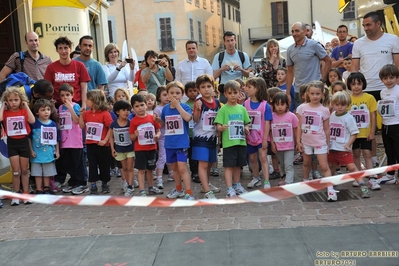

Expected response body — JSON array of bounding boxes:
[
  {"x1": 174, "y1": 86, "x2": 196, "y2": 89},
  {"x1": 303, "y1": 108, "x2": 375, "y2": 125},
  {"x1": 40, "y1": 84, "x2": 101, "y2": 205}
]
[
  {"x1": 276, "y1": 67, "x2": 295, "y2": 112},
  {"x1": 184, "y1": 81, "x2": 200, "y2": 183},
  {"x1": 342, "y1": 57, "x2": 352, "y2": 81},
  {"x1": 110, "y1": 100, "x2": 135, "y2": 196},
  {"x1": 329, "y1": 91, "x2": 371, "y2": 198},
  {"x1": 244, "y1": 77, "x2": 273, "y2": 189},
  {"x1": 347, "y1": 72, "x2": 380, "y2": 189},
  {"x1": 137, "y1": 90, "x2": 148, "y2": 97},
  {"x1": 378, "y1": 64, "x2": 399, "y2": 185},
  {"x1": 296, "y1": 81, "x2": 334, "y2": 200},
  {"x1": 192, "y1": 74, "x2": 221, "y2": 199},
  {"x1": 215, "y1": 80, "x2": 250, "y2": 197},
  {"x1": 160, "y1": 81, "x2": 194, "y2": 200},
  {"x1": 326, "y1": 68, "x2": 343, "y2": 94},
  {"x1": 29, "y1": 99, "x2": 60, "y2": 194},
  {"x1": 0, "y1": 87, "x2": 35, "y2": 205},
  {"x1": 129, "y1": 94, "x2": 162, "y2": 196},
  {"x1": 56, "y1": 84, "x2": 87, "y2": 195},
  {"x1": 79, "y1": 89, "x2": 113, "y2": 195},
  {"x1": 154, "y1": 86, "x2": 173, "y2": 188},
  {"x1": 329, "y1": 81, "x2": 347, "y2": 113},
  {"x1": 270, "y1": 92, "x2": 298, "y2": 186},
  {"x1": 145, "y1": 93, "x2": 156, "y2": 116}
]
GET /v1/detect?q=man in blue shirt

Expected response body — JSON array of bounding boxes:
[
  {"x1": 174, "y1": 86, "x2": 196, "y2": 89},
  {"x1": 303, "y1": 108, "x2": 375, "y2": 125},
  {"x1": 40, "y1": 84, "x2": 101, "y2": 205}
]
[{"x1": 330, "y1": 25, "x2": 353, "y2": 74}]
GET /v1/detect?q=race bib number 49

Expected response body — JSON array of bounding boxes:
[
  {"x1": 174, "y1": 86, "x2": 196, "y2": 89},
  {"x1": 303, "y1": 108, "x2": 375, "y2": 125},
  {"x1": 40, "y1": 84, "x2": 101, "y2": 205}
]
[{"x1": 86, "y1": 122, "x2": 103, "y2": 141}]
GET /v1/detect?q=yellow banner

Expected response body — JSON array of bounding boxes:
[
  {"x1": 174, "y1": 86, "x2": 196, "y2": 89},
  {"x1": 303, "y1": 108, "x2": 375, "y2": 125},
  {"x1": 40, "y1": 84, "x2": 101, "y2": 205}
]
[
  {"x1": 338, "y1": 0, "x2": 351, "y2": 13},
  {"x1": 32, "y1": 0, "x2": 95, "y2": 9}
]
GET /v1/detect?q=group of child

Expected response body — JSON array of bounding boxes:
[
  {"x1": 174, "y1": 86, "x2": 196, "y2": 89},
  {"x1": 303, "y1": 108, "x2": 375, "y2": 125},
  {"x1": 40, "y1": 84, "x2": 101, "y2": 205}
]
[{"x1": 0, "y1": 61, "x2": 398, "y2": 206}]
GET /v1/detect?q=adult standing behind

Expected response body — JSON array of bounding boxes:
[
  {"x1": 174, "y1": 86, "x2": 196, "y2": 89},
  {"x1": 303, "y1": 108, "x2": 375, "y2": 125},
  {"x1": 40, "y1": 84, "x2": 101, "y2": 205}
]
[
  {"x1": 331, "y1": 25, "x2": 353, "y2": 74},
  {"x1": 351, "y1": 11, "x2": 399, "y2": 101},
  {"x1": 212, "y1": 31, "x2": 251, "y2": 84},
  {"x1": 44, "y1": 36, "x2": 90, "y2": 108},
  {"x1": 0, "y1": 31, "x2": 52, "y2": 82},
  {"x1": 286, "y1": 22, "x2": 331, "y2": 108},
  {"x1": 102, "y1": 43, "x2": 135, "y2": 98},
  {"x1": 259, "y1": 39, "x2": 286, "y2": 88},
  {"x1": 74, "y1": 35, "x2": 108, "y2": 91},
  {"x1": 141, "y1": 50, "x2": 173, "y2": 95},
  {"x1": 158, "y1": 53, "x2": 175, "y2": 83},
  {"x1": 134, "y1": 60, "x2": 147, "y2": 90},
  {"x1": 175, "y1": 40, "x2": 213, "y2": 85}
]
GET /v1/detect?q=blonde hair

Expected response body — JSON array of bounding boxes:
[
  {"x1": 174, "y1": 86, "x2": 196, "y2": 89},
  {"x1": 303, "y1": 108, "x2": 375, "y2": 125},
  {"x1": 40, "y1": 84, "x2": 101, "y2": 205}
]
[
  {"x1": 113, "y1": 88, "x2": 130, "y2": 101},
  {"x1": 104, "y1": 43, "x2": 120, "y2": 62},
  {"x1": 305, "y1": 81, "x2": 329, "y2": 106},
  {"x1": 145, "y1": 93, "x2": 157, "y2": 110},
  {"x1": 265, "y1": 39, "x2": 284, "y2": 61},
  {"x1": 1, "y1": 86, "x2": 29, "y2": 108},
  {"x1": 331, "y1": 91, "x2": 351, "y2": 106},
  {"x1": 87, "y1": 89, "x2": 108, "y2": 111}
]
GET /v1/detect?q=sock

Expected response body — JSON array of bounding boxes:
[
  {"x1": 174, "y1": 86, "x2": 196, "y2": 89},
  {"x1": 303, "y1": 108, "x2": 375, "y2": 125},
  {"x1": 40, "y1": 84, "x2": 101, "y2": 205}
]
[
  {"x1": 176, "y1": 184, "x2": 183, "y2": 191},
  {"x1": 157, "y1": 176, "x2": 163, "y2": 181},
  {"x1": 186, "y1": 189, "x2": 193, "y2": 195}
]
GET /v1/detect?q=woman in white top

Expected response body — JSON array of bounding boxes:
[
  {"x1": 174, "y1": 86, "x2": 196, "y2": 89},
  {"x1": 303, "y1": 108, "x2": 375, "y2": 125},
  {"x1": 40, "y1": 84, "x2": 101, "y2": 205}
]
[{"x1": 102, "y1": 43, "x2": 136, "y2": 98}]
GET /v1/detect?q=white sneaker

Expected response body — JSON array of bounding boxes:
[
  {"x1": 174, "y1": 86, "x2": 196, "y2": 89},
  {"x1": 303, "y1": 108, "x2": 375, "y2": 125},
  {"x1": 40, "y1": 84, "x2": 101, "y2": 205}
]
[
  {"x1": 226, "y1": 188, "x2": 237, "y2": 198},
  {"x1": 11, "y1": 199, "x2": 20, "y2": 206},
  {"x1": 352, "y1": 180, "x2": 359, "y2": 187},
  {"x1": 71, "y1": 185, "x2": 90, "y2": 195},
  {"x1": 327, "y1": 190, "x2": 339, "y2": 202},
  {"x1": 121, "y1": 180, "x2": 128, "y2": 192},
  {"x1": 166, "y1": 189, "x2": 185, "y2": 198},
  {"x1": 23, "y1": 199, "x2": 32, "y2": 205},
  {"x1": 167, "y1": 172, "x2": 174, "y2": 181},
  {"x1": 124, "y1": 187, "x2": 134, "y2": 197},
  {"x1": 204, "y1": 190, "x2": 216, "y2": 199},
  {"x1": 247, "y1": 177, "x2": 261, "y2": 188},
  {"x1": 209, "y1": 183, "x2": 221, "y2": 193},
  {"x1": 312, "y1": 170, "x2": 323, "y2": 179},
  {"x1": 233, "y1": 183, "x2": 248, "y2": 195},
  {"x1": 264, "y1": 180, "x2": 271, "y2": 189},
  {"x1": 377, "y1": 175, "x2": 397, "y2": 185},
  {"x1": 368, "y1": 179, "x2": 381, "y2": 190},
  {"x1": 157, "y1": 179, "x2": 164, "y2": 189},
  {"x1": 133, "y1": 179, "x2": 139, "y2": 188}
]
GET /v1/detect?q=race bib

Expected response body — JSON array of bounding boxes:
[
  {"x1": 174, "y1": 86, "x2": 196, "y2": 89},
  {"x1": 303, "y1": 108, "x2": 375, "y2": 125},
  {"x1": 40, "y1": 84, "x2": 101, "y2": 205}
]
[
  {"x1": 271, "y1": 123, "x2": 293, "y2": 143},
  {"x1": 146, "y1": 110, "x2": 154, "y2": 116},
  {"x1": 378, "y1": 100, "x2": 395, "y2": 118},
  {"x1": 202, "y1": 111, "x2": 217, "y2": 131},
  {"x1": 189, "y1": 119, "x2": 194, "y2": 129},
  {"x1": 59, "y1": 112, "x2": 72, "y2": 130},
  {"x1": 41, "y1": 126, "x2": 57, "y2": 145},
  {"x1": 164, "y1": 115, "x2": 184, "y2": 135},
  {"x1": 248, "y1": 110, "x2": 261, "y2": 130},
  {"x1": 301, "y1": 111, "x2": 321, "y2": 131},
  {"x1": 113, "y1": 127, "x2": 131, "y2": 146},
  {"x1": 6, "y1": 116, "x2": 27, "y2": 136},
  {"x1": 138, "y1": 123, "x2": 156, "y2": 145},
  {"x1": 330, "y1": 122, "x2": 345, "y2": 143},
  {"x1": 86, "y1": 122, "x2": 103, "y2": 141},
  {"x1": 228, "y1": 120, "x2": 245, "y2": 140},
  {"x1": 350, "y1": 110, "x2": 369, "y2": 129}
]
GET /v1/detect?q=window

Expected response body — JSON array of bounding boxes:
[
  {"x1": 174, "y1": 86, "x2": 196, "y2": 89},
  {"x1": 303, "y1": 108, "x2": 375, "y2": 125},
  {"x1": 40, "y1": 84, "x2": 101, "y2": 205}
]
[
  {"x1": 228, "y1": 4, "x2": 231, "y2": 20},
  {"x1": 222, "y1": 2, "x2": 225, "y2": 17},
  {"x1": 198, "y1": 21, "x2": 203, "y2": 44},
  {"x1": 159, "y1": 17, "x2": 174, "y2": 51},
  {"x1": 235, "y1": 9, "x2": 240, "y2": 23},
  {"x1": 210, "y1": 0, "x2": 214, "y2": 12},
  {"x1": 343, "y1": 1, "x2": 356, "y2": 20},
  {"x1": 212, "y1": 26, "x2": 216, "y2": 47},
  {"x1": 189, "y1": 18, "x2": 194, "y2": 40},
  {"x1": 195, "y1": 0, "x2": 200, "y2": 7},
  {"x1": 108, "y1": 20, "x2": 114, "y2": 43},
  {"x1": 271, "y1": 1, "x2": 289, "y2": 36},
  {"x1": 232, "y1": 8, "x2": 235, "y2": 21},
  {"x1": 203, "y1": 0, "x2": 207, "y2": 9},
  {"x1": 217, "y1": 0, "x2": 220, "y2": 15},
  {"x1": 205, "y1": 24, "x2": 209, "y2": 45}
]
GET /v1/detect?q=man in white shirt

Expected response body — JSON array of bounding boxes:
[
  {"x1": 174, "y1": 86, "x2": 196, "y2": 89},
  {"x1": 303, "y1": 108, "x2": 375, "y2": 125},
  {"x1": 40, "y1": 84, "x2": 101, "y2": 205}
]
[{"x1": 175, "y1": 40, "x2": 213, "y2": 85}]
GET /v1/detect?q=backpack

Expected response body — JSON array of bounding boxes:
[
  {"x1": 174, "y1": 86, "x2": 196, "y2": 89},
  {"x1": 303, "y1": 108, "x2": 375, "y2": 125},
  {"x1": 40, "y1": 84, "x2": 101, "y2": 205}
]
[
  {"x1": 0, "y1": 72, "x2": 36, "y2": 100},
  {"x1": 218, "y1": 51, "x2": 245, "y2": 69}
]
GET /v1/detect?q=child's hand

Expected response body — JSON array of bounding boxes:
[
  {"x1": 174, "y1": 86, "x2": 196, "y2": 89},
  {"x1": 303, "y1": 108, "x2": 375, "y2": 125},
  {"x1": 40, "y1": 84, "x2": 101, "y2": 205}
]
[
  {"x1": 55, "y1": 151, "x2": 60, "y2": 159},
  {"x1": 64, "y1": 99, "x2": 74, "y2": 110},
  {"x1": 98, "y1": 140, "x2": 106, "y2": 146},
  {"x1": 367, "y1": 132, "x2": 375, "y2": 141},
  {"x1": 271, "y1": 142, "x2": 277, "y2": 154},
  {"x1": 22, "y1": 101, "x2": 29, "y2": 109},
  {"x1": 169, "y1": 97, "x2": 179, "y2": 108},
  {"x1": 237, "y1": 91, "x2": 246, "y2": 104},
  {"x1": 218, "y1": 124, "x2": 228, "y2": 132},
  {"x1": 195, "y1": 100, "x2": 202, "y2": 111},
  {"x1": 154, "y1": 134, "x2": 159, "y2": 142},
  {"x1": 79, "y1": 107, "x2": 85, "y2": 115},
  {"x1": 112, "y1": 149, "x2": 117, "y2": 157},
  {"x1": 296, "y1": 143, "x2": 303, "y2": 153},
  {"x1": 244, "y1": 125, "x2": 250, "y2": 136},
  {"x1": 134, "y1": 130, "x2": 139, "y2": 138},
  {"x1": 31, "y1": 151, "x2": 36, "y2": 158},
  {"x1": 344, "y1": 144, "x2": 351, "y2": 151}
]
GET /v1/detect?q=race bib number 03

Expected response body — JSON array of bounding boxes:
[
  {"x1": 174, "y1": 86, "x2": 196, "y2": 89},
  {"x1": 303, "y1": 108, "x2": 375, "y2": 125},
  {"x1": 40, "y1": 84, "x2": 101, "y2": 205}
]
[{"x1": 41, "y1": 126, "x2": 57, "y2": 145}]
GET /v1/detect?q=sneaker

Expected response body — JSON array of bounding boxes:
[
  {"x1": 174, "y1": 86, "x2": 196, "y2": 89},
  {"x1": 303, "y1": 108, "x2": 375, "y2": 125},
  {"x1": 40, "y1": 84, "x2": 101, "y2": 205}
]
[
  {"x1": 247, "y1": 177, "x2": 261, "y2": 188},
  {"x1": 377, "y1": 175, "x2": 397, "y2": 185},
  {"x1": 43, "y1": 190, "x2": 54, "y2": 195},
  {"x1": 192, "y1": 174, "x2": 200, "y2": 183},
  {"x1": 185, "y1": 193, "x2": 195, "y2": 200},
  {"x1": 157, "y1": 179, "x2": 164, "y2": 189},
  {"x1": 23, "y1": 199, "x2": 32, "y2": 205},
  {"x1": 167, "y1": 173, "x2": 174, "y2": 182},
  {"x1": 166, "y1": 189, "x2": 185, "y2": 198},
  {"x1": 233, "y1": 183, "x2": 248, "y2": 195},
  {"x1": 116, "y1": 169, "x2": 122, "y2": 177},
  {"x1": 312, "y1": 170, "x2": 323, "y2": 179},
  {"x1": 11, "y1": 199, "x2": 20, "y2": 206},
  {"x1": 327, "y1": 190, "x2": 339, "y2": 202},
  {"x1": 352, "y1": 180, "x2": 359, "y2": 187},
  {"x1": 133, "y1": 178, "x2": 139, "y2": 188},
  {"x1": 121, "y1": 180, "x2": 128, "y2": 192},
  {"x1": 367, "y1": 179, "x2": 381, "y2": 190},
  {"x1": 226, "y1": 188, "x2": 237, "y2": 198},
  {"x1": 269, "y1": 171, "x2": 281, "y2": 180},
  {"x1": 293, "y1": 154, "x2": 303, "y2": 164},
  {"x1": 62, "y1": 186, "x2": 75, "y2": 193},
  {"x1": 52, "y1": 182, "x2": 62, "y2": 193},
  {"x1": 90, "y1": 186, "x2": 98, "y2": 195},
  {"x1": 360, "y1": 185, "x2": 372, "y2": 198},
  {"x1": 278, "y1": 179, "x2": 286, "y2": 186},
  {"x1": 209, "y1": 183, "x2": 221, "y2": 193},
  {"x1": 72, "y1": 185, "x2": 90, "y2": 195},
  {"x1": 264, "y1": 180, "x2": 271, "y2": 189},
  {"x1": 149, "y1": 186, "x2": 164, "y2": 195},
  {"x1": 124, "y1": 187, "x2": 134, "y2": 197},
  {"x1": 102, "y1": 184, "x2": 110, "y2": 194},
  {"x1": 212, "y1": 168, "x2": 219, "y2": 176},
  {"x1": 0, "y1": 200, "x2": 3, "y2": 208},
  {"x1": 110, "y1": 168, "x2": 116, "y2": 177},
  {"x1": 140, "y1": 191, "x2": 147, "y2": 197},
  {"x1": 204, "y1": 190, "x2": 216, "y2": 199},
  {"x1": 35, "y1": 190, "x2": 43, "y2": 194},
  {"x1": 335, "y1": 168, "x2": 342, "y2": 174}
]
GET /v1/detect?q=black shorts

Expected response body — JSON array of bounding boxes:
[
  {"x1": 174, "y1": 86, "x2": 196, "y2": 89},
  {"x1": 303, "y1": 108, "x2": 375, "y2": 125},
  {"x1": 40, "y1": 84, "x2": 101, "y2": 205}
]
[
  {"x1": 7, "y1": 136, "x2": 30, "y2": 158},
  {"x1": 352, "y1": 138, "x2": 372, "y2": 151},
  {"x1": 135, "y1": 150, "x2": 157, "y2": 170},
  {"x1": 223, "y1": 146, "x2": 247, "y2": 167}
]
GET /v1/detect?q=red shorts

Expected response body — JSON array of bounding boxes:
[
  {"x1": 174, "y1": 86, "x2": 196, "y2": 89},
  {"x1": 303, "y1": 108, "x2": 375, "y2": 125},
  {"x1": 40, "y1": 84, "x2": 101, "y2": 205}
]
[{"x1": 327, "y1": 151, "x2": 354, "y2": 166}]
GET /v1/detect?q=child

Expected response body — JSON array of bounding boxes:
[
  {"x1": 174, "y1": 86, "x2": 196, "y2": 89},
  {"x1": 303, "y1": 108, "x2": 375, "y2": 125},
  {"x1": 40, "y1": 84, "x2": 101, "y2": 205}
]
[
  {"x1": 184, "y1": 81, "x2": 200, "y2": 183},
  {"x1": 326, "y1": 68, "x2": 343, "y2": 94},
  {"x1": 29, "y1": 99, "x2": 60, "y2": 194},
  {"x1": 276, "y1": 67, "x2": 295, "y2": 112},
  {"x1": 347, "y1": 72, "x2": 380, "y2": 189},
  {"x1": 192, "y1": 74, "x2": 221, "y2": 199},
  {"x1": 129, "y1": 94, "x2": 162, "y2": 196},
  {"x1": 328, "y1": 91, "x2": 371, "y2": 198},
  {"x1": 244, "y1": 77, "x2": 273, "y2": 189},
  {"x1": 377, "y1": 64, "x2": 399, "y2": 185},
  {"x1": 145, "y1": 93, "x2": 156, "y2": 115},
  {"x1": 110, "y1": 100, "x2": 135, "y2": 196},
  {"x1": 0, "y1": 86, "x2": 35, "y2": 205},
  {"x1": 137, "y1": 90, "x2": 148, "y2": 97},
  {"x1": 270, "y1": 92, "x2": 298, "y2": 186},
  {"x1": 296, "y1": 81, "x2": 334, "y2": 201},
  {"x1": 342, "y1": 57, "x2": 352, "y2": 80},
  {"x1": 329, "y1": 81, "x2": 348, "y2": 113},
  {"x1": 154, "y1": 86, "x2": 173, "y2": 188},
  {"x1": 160, "y1": 81, "x2": 194, "y2": 200},
  {"x1": 79, "y1": 89, "x2": 113, "y2": 195},
  {"x1": 214, "y1": 80, "x2": 250, "y2": 197},
  {"x1": 57, "y1": 84, "x2": 87, "y2": 195}
]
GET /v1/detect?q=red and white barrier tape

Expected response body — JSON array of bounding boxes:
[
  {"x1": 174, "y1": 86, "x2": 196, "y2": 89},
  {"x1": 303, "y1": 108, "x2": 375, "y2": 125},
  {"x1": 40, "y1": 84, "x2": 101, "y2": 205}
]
[{"x1": 0, "y1": 165, "x2": 398, "y2": 207}]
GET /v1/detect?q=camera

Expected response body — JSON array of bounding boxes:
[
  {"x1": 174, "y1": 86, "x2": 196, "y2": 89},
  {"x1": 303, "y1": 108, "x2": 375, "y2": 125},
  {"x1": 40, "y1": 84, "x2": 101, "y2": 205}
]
[
  {"x1": 155, "y1": 60, "x2": 159, "y2": 64},
  {"x1": 126, "y1": 58, "x2": 133, "y2": 63}
]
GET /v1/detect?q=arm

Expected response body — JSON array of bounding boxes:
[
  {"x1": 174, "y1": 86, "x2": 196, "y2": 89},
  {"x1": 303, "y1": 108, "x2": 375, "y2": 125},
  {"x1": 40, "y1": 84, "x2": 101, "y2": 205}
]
[
  {"x1": 193, "y1": 101, "x2": 202, "y2": 123},
  {"x1": 351, "y1": 58, "x2": 360, "y2": 72},
  {"x1": 141, "y1": 68, "x2": 152, "y2": 83},
  {"x1": 80, "y1": 82, "x2": 88, "y2": 109},
  {"x1": 344, "y1": 134, "x2": 357, "y2": 151},
  {"x1": 109, "y1": 129, "x2": 117, "y2": 157},
  {"x1": 130, "y1": 130, "x2": 139, "y2": 141},
  {"x1": 394, "y1": 54, "x2": 399, "y2": 84},
  {"x1": 65, "y1": 100, "x2": 79, "y2": 124},
  {"x1": 296, "y1": 113, "x2": 303, "y2": 153},
  {"x1": 0, "y1": 65, "x2": 12, "y2": 82},
  {"x1": 23, "y1": 102, "x2": 35, "y2": 124},
  {"x1": 28, "y1": 138, "x2": 36, "y2": 158},
  {"x1": 262, "y1": 120, "x2": 270, "y2": 149},
  {"x1": 0, "y1": 102, "x2": 5, "y2": 122},
  {"x1": 213, "y1": 64, "x2": 230, "y2": 79},
  {"x1": 286, "y1": 65, "x2": 294, "y2": 103},
  {"x1": 323, "y1": 118, "x2": 330, "y2": 151},
  {"x1": 79, "y1": 108, "x2": 86, "y2": 129},
  {"x1": 154, "y1": 128, "x2": 161, "y2": 142},
  {"x1": 55, "y1": 142, "x2": 60, "y2": 159},
  {"x1": 176, "y1": 104, "x2": 192, "y2": 122},
  {"x1": 368, "y1": 111, "x2": 376, "y2": 141},
  {"x1": 320, "y1": 55, "x2": 332, "y2": 82},
  {"x1": 98, "y1": 128, "x2": 111, "y2": 146}
]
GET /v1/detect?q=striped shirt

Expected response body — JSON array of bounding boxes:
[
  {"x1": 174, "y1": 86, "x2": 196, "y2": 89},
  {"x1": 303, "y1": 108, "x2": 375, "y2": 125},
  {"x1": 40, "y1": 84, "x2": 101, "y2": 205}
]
[{"x1": 5, "y1": 51, "x2": 52, "y2": 80}]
